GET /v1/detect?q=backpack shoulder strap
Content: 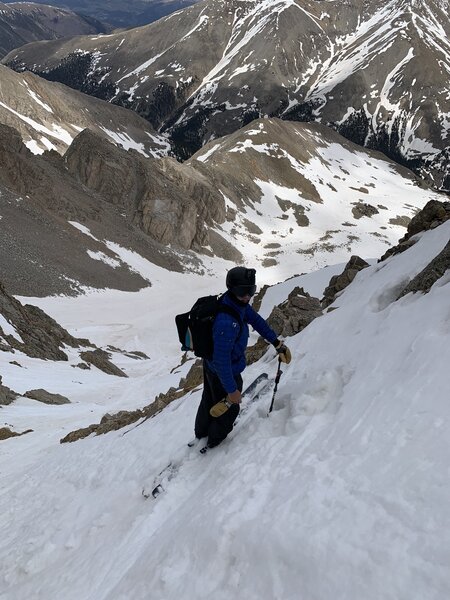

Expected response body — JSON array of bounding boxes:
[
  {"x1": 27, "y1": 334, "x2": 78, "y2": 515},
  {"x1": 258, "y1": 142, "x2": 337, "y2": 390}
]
[
  {"x1": 217, "y1": 304, "x2": 242, "y2": 324},
  {"x1": 216, "y1": 296, "x2": 244, "y2": 336}
]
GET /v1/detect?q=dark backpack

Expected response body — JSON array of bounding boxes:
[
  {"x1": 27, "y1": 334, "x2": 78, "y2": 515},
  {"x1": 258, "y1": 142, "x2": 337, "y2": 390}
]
[{"x1": 175, "y1": 295, "x2": 242, "y2": 359}]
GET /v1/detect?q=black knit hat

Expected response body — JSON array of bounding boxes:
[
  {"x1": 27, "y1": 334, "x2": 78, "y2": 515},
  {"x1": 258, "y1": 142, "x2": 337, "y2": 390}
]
[{"x1": 226, "y1": 267, "x2": 256, "y2": 297}]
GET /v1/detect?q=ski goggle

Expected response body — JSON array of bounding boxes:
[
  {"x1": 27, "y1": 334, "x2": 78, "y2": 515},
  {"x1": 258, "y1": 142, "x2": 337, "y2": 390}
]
[{"x1": 231, "y1": 285, "x2": 257, "y2": 298}]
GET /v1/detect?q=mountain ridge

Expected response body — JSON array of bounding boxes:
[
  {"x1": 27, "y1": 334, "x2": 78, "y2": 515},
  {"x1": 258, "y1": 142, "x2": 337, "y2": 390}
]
[
  {"x1": 5, "y1": 0, "x2": 449, "y2": 189},
  {"x1": 0, "y1": 1, "x2": 109, "y2": 58}
]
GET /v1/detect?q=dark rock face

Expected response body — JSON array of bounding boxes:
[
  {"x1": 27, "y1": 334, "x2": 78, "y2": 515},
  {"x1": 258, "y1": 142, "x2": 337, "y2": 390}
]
[
  {"x1": 322, "y1": 256, "x2": 370, "y2": 309},
  {"x1": 79, "y1": 350, "x2": 127, "y2": 378},
  {"x1": 23, "y1": 389, "x2": 71, "y2": 405},
  {"x1": 380, "y1": 201, "x2": 450, "y2": 262},
  {"x1": 0, "y1": 279, "x2": 77, "y2": 361},
  {"x1": 267, "y1": 288, "x2": 323, "y2": 338},
  {"x1": 0, "y1": 375, "x2": 18, "y2": 406},
  {"x1": 0, "y1": 427, "x2": 32, "y2": 440},
  {"x1": 352, "y1": 203, "x2": 379, "y2": 220},
  {"x1": 64, "y1": 129, "x2": 238, "y2": 258},
  {"x1": 0, "y1": 122, "x2": 182, "y2": 296}
]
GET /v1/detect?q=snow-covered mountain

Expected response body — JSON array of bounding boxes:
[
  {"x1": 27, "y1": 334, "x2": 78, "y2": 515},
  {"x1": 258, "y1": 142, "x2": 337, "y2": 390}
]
[
  {"x1": 0, "y1": 1, "x2": 109, "y2": 58},
  {"x1": 187, "y1": 118, "x2": 446, "y2": 277},
  {"x1": 0, "y1": 64, "x2": 170, "y2": 155},
  {"x1": 1, "y1": 114, "x2": 447, "y2": 296},
  {"x1": 0, "y1": 202, "x2": 448, "y2": 599},
  {"x1": 4, "y1": 0, "x2": 450, "y2": 189}
]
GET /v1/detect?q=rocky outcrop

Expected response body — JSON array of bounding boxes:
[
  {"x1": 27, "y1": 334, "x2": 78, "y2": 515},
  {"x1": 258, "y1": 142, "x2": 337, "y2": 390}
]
[
  {"x1": 247, "y1": 287, "x2": 322, "y2": 364},
  {"x1": 397, "y1": 239, "x2": 450, "y2": 299},
  {"x1": 60, "y1": 359, "x2": 203, "y2": 442},
  {"x1": 23, "y1": 389, "x2": 71, "y2": 405},
  {"x1": 0, "y1": 375, "x2": 18, "y2": 405},
  {"x1": 322, "y1": 256, "x2": 370, "y2": 308},
  {"x1": 64, "y1": 129, "x2": 240, "y2": 259},
  {"x1": 0, "y1": 279, "x2": 76, "y2": 360},
  {"x1": 267, "y1": 288, "x2": 323, "y2": 337},
  {"x1": 0, "y1": 278, "x2": 127, "y2": 378},
  {"x1": 79, "y1": 350, "x2": 127, "y2": 378},
  {"x1": 0, "y1": 427, "x2": 32, "y2": 440},
  {"x1": 0, "y1": 122, "x2": 183, "y2": 296},
  {"x1": 380, "y1": 200, "x2": 450, "y2": 262}
]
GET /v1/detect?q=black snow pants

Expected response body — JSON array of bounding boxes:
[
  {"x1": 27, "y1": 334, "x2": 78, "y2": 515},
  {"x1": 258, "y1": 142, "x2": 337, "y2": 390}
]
[{"x1": 194, "y1": 363, "x2": 243, "y2": 448}]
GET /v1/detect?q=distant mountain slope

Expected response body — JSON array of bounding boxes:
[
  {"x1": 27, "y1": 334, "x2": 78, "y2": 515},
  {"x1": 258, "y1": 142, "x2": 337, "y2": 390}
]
[
  {"x1": 186, "y1": 118, "x2": 446, "y2": 276},
  {"x1": 63, "y1": 117, "x2": 447, "y2": 280},
  {"x1": 0, "y1": 64, "x2": 170, "y2": 156},
  {"x1": 0, "y1": 1, "x2": 109, "y2": 58},
  {"x1": 7, "y1": 0, "x2": 200, "y2": 28},
  {"x1": 5, "y1": 0, "x2": 449, "y2": 189},
  {"x1": 0, "y1": 123, "x2": 182, "y2": 296},
  {"x1": 2, "y1": 114, "x2": 446, "y2": 295}
]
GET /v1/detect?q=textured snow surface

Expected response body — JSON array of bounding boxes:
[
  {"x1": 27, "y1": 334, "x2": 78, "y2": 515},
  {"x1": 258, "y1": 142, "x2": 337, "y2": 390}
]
[{"x1": 1, "y1": 219, "x2": 449, "y2": 599}]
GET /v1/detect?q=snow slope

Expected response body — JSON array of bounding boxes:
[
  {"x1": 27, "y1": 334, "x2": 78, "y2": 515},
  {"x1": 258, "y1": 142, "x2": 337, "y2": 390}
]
[{"x1": 1, "y1": 218, "x2": 449, "y2": 599}]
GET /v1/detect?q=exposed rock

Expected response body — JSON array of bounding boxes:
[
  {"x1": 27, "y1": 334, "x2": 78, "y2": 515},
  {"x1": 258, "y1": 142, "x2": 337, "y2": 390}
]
[
  {"x1": 397, "y1": 239, "x2": 450, "y2": 299},
  {"x1": 60, "y1": 424, "x2": 98, "y2": 444},
  {"x1": 0, "y1": 375, "x2": 18, "y2": 405},
  {"x1": 64, "y1": 129, "x2": 240, "y2": 260},
  {"x1": 247, "y1": 287, "x2": 322, "y2": 364},
  {"x1": 380, "y1": 200, "x2": 450, "y2": 262},
  {"x1": 0, "y1": 278, "x2": 133, "y2": 377},
  {"x1": 407, "y1": 200, "x2": 450, "y2": 236},
  {"x1": 73, "y1": 362, "x2": 91, "y2": 370},
  {"x1": 0, "y1": 278, "x2": 77, "y2": 360},
  {"x1": 0, "y1": 122, "x2": 182, "y2": 297},
  {"x1": 106, "y1": 346, "x2": 149, "y2": 360},
  {"x1": 252, "y1": 284, "x2": 270, "y2": 312},
  {"x1": 24, "y1": 389, "x2": 71, "y2": 405},
  {"x1": 79, "y1": 349, "x2": 127, "y2": 378},
  {"x1": 322, "y1": 255, "x2": 370, "y2": 308},
  {"x1": 267, "y1": 287, "x2": 323, "y2": 337},
  {"x1": 352, "y1": 202, "x2": 379, "y2": 220},
  {"x1": 246, "y1": 337, "x2": 273, "y2": 366},
  {"x1": 0, "y1": 427, "x2": 20, "y2": 440},
  {"x1": 61, "y1": 359, "x2": 203, "y2": 442}
]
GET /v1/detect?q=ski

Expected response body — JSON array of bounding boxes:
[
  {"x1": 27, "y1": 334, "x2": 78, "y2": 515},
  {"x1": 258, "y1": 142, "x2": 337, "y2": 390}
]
[{"x1": 142, "y1": 372, "x2": 270, "y2": 499}]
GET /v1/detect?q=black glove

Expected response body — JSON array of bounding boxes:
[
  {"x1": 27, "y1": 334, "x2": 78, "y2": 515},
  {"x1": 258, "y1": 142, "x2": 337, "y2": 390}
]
[{"x1": 274, "y1": 340, "x2": 292, "y2": 364}]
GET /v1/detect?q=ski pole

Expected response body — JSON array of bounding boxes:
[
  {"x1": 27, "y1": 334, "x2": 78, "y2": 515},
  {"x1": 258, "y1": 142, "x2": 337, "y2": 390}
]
[{"x1": 268, "y1": 357, "x2": 283, "y2": 415}]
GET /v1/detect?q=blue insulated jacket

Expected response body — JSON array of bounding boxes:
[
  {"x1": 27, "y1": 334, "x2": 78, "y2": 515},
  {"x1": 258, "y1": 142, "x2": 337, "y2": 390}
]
[{"x1": 205, "y1": 292, "x2": 278, "y2": 394}]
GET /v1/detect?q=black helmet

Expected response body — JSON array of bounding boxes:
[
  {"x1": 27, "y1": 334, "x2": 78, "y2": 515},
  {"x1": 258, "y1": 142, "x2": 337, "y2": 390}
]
[{"x1": 226, "y1": 267, "x2": 257, "y2": 297}]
